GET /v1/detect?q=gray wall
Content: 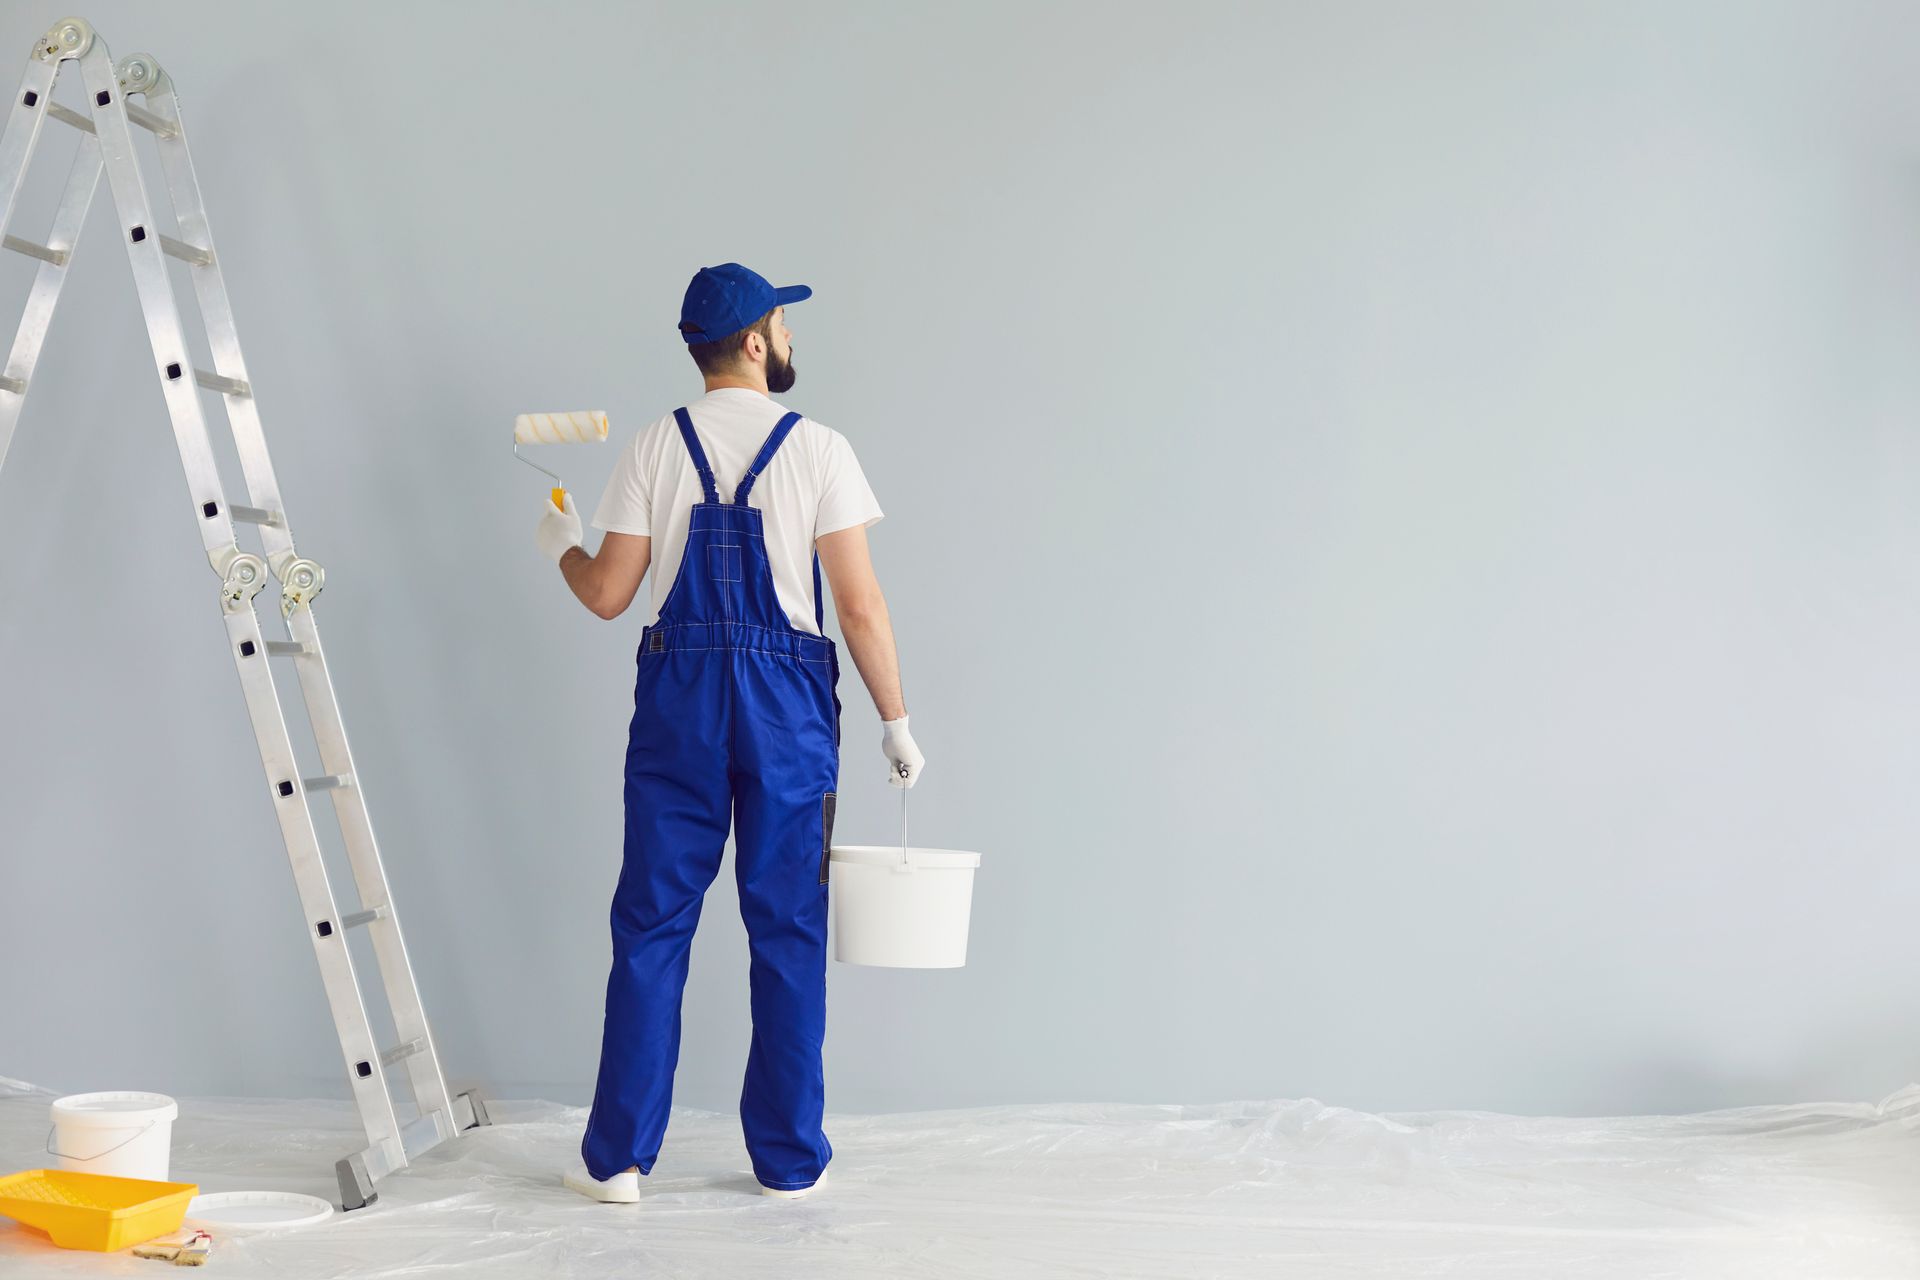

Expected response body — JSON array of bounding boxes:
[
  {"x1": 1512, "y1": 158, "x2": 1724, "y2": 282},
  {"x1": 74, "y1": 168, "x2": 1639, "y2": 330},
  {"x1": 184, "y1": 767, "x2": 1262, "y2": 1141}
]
[{"x1": 2, "y1": 0, "x2": 1917, "y2": 1119}]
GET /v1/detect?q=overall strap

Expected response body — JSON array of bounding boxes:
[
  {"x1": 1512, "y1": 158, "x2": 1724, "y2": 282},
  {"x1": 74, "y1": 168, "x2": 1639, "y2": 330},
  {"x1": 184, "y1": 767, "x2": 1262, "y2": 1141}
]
[
  {"x1": 812, "y1": 551, "x2": 824, "y2": 633},
  {"x1": 673, "y1": 407, "x2": 719, "y2": 504},
  {"x1": 734, "y1": 411, "x2": 805, "y2": 505}
]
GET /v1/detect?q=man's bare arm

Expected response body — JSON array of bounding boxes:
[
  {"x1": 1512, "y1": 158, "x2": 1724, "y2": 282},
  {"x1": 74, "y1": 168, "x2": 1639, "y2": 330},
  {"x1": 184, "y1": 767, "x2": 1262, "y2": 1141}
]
[
  {"x1": 559, "y1": 531, "x2": 652, "y2": 620},
  {"x1": 816, "y1": 524, "x2": 905, "y2": 721}
]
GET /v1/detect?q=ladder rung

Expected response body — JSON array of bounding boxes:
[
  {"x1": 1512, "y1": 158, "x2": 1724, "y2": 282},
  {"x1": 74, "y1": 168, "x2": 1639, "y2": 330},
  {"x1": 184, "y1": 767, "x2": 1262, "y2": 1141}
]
[
  {"x1": 263, "y1": 640, "x2": 311, "y2": 657},
  {"x1": 0, "y1": 376, "x2": 23, "y2": 395},
  {"x1": 124, "y1": 102, "x2": 177, "y2": 139},
  {"x1": 400, "y1": 1110, "x2": 450, "y2": 1159},
  {"x1": 229, "y1": 504, "x2": 282, "y2": 528},
  {"x1": 3, "y1": 235, "x2": 68, "y2": 267},
  {"x1": 340, "y1": 906, "x2": 389, "y2": 930},
  {"x1": 45, "y1": 102, "x2": 93, "y2": 134},
  {"x1": 194, "y1": 368, "x2": 250, "y2": 397},
  {"x1": 380, "y1": 1038, "x2": 426, "y2": 1068},
  {"x1": 160, "y1": 234, "x2": 213, "y2": 267},
  {"x1": 303, "y1": 774, "x2": 354, "y2": 793}
]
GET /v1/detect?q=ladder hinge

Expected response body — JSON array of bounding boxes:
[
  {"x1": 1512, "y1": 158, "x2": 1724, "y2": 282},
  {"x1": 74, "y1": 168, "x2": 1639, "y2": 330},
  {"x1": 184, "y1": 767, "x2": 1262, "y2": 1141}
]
[
  {"x1": 270, "y1": 552, "x2": 325, "y2": 617},
  {"x1": 212, "y1": 548, "x2": 267, "y2": 611},
  {"x1": 35, "y1": 19, "x2": 93, "y2": 64}
]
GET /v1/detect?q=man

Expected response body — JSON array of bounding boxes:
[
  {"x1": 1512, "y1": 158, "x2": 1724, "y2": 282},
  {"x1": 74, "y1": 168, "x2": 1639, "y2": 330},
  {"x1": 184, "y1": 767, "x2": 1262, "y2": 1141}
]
[{"x1": 534, "y1": 262, "x2": 926, "y2": 1202}]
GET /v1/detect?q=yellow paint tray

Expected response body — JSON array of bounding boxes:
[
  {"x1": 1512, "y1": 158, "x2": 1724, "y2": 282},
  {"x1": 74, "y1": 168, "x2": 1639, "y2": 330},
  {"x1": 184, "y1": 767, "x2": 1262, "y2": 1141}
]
[{"x1": 0, "y1": 1168, "x2": 198, "y2": 1252}]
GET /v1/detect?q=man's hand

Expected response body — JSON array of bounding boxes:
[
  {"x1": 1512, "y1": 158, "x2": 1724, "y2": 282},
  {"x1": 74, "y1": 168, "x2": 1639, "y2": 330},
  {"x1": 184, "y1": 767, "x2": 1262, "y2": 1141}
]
[
  {"x1": 536, "y1": 492, "x2": 583, "y2": 564},
  {"x1": 881, "y1": 715, "x2": 925, "y2": 788}
]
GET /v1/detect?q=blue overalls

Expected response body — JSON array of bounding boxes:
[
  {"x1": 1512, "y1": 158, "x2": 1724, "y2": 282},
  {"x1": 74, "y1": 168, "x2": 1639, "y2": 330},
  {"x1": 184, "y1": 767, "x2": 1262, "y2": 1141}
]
[{"x1": 581, "y1": 407, "x2": 840, "y2": 1190}]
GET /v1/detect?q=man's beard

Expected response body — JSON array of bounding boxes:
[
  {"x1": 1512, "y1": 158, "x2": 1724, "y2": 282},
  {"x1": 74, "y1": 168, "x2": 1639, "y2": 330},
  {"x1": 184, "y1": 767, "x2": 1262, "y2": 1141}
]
[{"x1": 766, "y1": 346, "x2": 797, "y2": 394}]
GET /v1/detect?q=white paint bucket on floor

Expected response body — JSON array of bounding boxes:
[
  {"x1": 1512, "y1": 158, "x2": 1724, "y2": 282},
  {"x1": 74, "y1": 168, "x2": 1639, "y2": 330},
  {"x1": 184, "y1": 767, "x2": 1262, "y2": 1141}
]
[
  {"x1": 830, "y1": 845, "x2": 981, "y2": 968},
  {"x1": 48, "y1": 1092, "x2": 178, "y2": 1181}
]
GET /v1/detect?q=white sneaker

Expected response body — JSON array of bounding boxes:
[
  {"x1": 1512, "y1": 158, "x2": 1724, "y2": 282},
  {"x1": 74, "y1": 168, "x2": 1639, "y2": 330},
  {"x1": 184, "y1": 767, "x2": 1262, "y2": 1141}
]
[
  {"x1": 563, "y1": 1161, "x2": 640, "y2": 1203},
  {"x1": 760, "y1": 1169, "x2": 827, "y2": 1200}
]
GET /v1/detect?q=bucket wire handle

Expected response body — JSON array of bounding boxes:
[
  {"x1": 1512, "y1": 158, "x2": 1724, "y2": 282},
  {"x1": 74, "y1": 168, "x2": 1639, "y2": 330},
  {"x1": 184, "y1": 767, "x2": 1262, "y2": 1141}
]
[
  {"x1": 46, "y1": 1119, "x2": 156, "y2": 1162},
  {"x1": 897, "y1": 761, "x2": 914, "y2": 873}
]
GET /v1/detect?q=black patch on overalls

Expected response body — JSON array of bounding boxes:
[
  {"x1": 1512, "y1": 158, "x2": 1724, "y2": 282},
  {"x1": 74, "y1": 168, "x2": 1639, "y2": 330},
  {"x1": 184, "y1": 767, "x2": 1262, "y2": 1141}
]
[{"x1": 819, "y1": 792, "x2": 836, "y2": 884}]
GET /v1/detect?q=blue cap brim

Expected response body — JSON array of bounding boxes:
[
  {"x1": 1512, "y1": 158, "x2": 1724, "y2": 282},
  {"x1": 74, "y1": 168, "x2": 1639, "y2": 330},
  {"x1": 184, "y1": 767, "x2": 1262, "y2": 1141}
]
[{"x1": 774, "y1": 284, "x2": 812, "y2": 306}]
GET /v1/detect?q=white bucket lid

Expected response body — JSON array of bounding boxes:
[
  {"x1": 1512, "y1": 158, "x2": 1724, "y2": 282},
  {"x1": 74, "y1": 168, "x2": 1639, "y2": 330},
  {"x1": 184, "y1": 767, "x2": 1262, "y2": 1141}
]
[
  {"x1": 830, "y1": 844, "x2": 981, "y2": 869},
  {"x1": 51, "y1": 1091, "x2": 179, "y2": 1126},
  {"x1": 186, "y1": 1191, "x2": 334, "y2": 1232}
]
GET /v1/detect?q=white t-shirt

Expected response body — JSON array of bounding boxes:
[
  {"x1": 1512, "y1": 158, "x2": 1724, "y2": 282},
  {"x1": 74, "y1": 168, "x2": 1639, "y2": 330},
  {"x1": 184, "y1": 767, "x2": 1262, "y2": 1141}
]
[{"x1": 590, "y1": 387, "x2": 884, "y2": 635}]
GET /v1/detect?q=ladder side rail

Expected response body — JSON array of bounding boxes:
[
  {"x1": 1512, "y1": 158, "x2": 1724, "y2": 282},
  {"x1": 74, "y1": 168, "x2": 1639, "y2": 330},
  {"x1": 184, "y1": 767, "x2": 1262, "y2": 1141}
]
[
  {"x1": 136, "y1": 70, "x2": 459, "y2": 1133},
  {"x1": 72, "y1": 39, "x2": 404, "y2": 1161},
  {"x1": 133, "y1": 70, "x2": 292, "y2": 562},
  {"x1": 74, "y1": 41, "x2": 234, "y2": 563},
  {"x1": 219, "y1": 605, "x2": 406, "y2": 1166},
  {"x1": 0, "y1": 132, "x2": 100, "y2": 471},
  {"x1": 0, "y1": 34, "x2": 60, "y2": 245},
  {"x1": 289, "y1": 607, "x2": 460, "y2": 1133}
]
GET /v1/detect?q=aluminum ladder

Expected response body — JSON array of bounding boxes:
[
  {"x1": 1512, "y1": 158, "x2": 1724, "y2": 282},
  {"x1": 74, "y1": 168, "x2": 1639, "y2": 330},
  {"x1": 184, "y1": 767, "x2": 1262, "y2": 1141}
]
[{"x1": 0, "y1": 16, "x2": 487, "y2": 1211}]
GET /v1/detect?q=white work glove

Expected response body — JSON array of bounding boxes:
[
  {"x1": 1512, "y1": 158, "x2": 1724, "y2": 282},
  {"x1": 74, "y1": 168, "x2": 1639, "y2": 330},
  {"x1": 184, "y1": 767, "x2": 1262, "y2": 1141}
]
[
  {"x1": 536, "y1": 492, "x2": 583, "y2": 564},
  {"x1": 881, "y1": 715, "x2": 925, "y2": 789}
]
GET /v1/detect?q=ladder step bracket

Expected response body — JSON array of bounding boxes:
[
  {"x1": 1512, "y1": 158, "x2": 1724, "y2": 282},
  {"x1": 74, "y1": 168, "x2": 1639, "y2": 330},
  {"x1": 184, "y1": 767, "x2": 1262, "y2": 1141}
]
[
  {"x1": 159, "y1": 233, "x2": 212, "y2": 266},
  {"x1": 194, "y1": 368, "x2": 250, "y2": 397},
  {"x1": 46, "y1": 101, "x2": 92, "y2": 133},
  {"x1": 229, "y1": 504, "x2": 282, "y2": 527},
  {"x1": 304, "y1": 774, "x2": 354, "y2": 793},
  {"x1": 340, "y1": 906, "x2": 389, "y2": 930},
  {"x1": 263, "y1": 640, "x2": 312, "y2": 658},
  {"x1": 3, "y1": 234, "x2": 68, "y2": 267},
  {"x1": 380, "y1": 1039, "x2": 427, "y2": 1069},
  {"x1": 0, "y1": 376, "x2": 24, "y2": 395}
]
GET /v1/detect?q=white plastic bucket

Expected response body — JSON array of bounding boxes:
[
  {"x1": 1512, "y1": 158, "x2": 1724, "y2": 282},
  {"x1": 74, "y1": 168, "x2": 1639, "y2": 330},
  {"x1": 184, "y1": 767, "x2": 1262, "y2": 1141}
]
[
  {"x1": 830, "y1": 845, "x2": 981, "y2": 968},
  {"x1": 48, "y1": 1092, "x2": 178, "y2": 1181}
]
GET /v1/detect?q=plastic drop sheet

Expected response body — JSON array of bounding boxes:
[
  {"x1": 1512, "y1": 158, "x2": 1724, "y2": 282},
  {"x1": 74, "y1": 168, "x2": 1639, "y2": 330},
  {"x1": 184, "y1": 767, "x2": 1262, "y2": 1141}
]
[{"x1": 4, "y1": 1074, "x2": 1920, "y2": 1277}]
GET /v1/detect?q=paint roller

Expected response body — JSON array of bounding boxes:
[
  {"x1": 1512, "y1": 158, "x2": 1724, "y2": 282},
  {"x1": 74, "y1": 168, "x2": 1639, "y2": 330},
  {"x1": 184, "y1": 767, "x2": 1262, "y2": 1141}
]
[{"x1": 513, "y1": 410, "x2": 609, "y2": 510}]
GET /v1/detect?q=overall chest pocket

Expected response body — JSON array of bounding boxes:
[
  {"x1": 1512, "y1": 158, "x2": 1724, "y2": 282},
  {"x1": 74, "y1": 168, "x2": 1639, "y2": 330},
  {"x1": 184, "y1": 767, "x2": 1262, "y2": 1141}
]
[{"x1": 708, "y1": 544, "x2": 742, "y2": 582}]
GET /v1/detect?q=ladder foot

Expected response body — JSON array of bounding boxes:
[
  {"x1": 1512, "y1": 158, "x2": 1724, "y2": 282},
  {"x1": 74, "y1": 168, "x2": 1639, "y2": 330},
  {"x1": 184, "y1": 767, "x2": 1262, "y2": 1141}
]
[
  {"x1": 337, "y1": 1153, "x2": 378, "y2": 1213},
  {"x1": 457, "y1": 1089, "x2": 492, "y2": 1130}
]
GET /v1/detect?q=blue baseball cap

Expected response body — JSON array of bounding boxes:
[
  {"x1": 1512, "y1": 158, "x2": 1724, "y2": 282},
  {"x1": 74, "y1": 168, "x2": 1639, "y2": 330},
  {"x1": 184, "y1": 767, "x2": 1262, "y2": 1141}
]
[{"x1": 678, "y1": 262, "x2": 812, "y2": 344}]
